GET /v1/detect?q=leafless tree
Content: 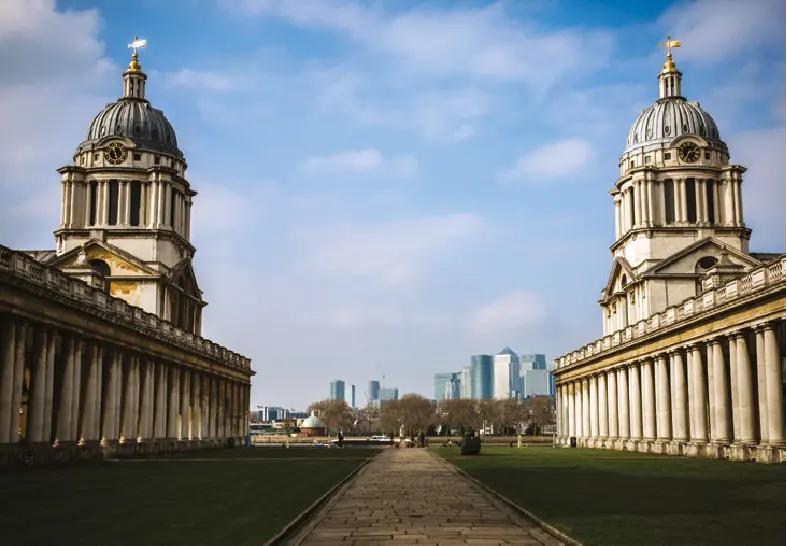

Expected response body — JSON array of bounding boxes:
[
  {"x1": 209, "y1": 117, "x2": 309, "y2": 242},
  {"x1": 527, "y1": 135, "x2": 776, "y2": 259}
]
[{"x1": 307, "y1": 399, "x2": 354, "y2": 434}]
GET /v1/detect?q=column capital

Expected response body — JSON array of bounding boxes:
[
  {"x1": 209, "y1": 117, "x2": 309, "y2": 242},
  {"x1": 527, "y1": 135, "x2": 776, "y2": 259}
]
[
  {"x1": 752, "y1": 321, "x2": 776, "y2": 334},
  {"x1": 727, "y1": 329, "x2": 747, "y2": 340}
]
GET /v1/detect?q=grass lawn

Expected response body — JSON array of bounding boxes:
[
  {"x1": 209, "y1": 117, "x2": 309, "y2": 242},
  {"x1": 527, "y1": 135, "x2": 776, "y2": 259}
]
[
  {"x1": 0, "y1": 447, "x2": 378, "y2": 546},
  {"x1": 432, "y1": 446, "x2": 785, "y2": 546}
]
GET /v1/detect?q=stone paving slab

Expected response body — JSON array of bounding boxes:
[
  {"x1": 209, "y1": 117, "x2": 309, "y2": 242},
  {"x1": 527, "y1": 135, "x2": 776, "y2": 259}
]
[{"x1": 290, "y1": 448, "x2": 564, "y2": 545}]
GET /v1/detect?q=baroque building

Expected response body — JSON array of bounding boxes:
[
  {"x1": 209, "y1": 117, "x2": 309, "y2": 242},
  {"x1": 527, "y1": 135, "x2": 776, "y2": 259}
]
[
  {"x1": 0, "y1": 41, "x2": 254, "y2": 467},
  {"x1": 553, "y1": 42, "x2": 785, "y2": 463}
]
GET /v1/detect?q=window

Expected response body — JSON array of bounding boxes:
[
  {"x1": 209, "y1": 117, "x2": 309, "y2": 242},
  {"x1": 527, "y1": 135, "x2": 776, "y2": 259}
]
[
  {"x1": 130, "y1": 181, "x2": 141, "y2": 226},
  {"x1": 705, "y1": 152, "x2": 711, "y2": 160},
  {"x1": 170, "y1": 190, "x2": 177, "y2": 227},
  {"x1": 664, "y1": 179, "x2": 675, "y2": 224},
  {"x1": 686, "y1": 178, "x2": 697, "y2": 223},
  {"x1": 154, "y1": 156, "x2": 160, "y2": 165},
  {"x1": 89, "y1": 181, "x2": 98, "y2": 225},
  {"x1": 630, "y1": 159, "x2": 635, "y2": 169},
  {"x1": 706, "y1": 180, "x2": 715, "y2": 223},
  {"x1": 108, "y1": 180, "x2": 119, "y2": 225},
  {"x1": 94, "y1": 153, "x2": 100, "y2": 162},
  {"x1": 644, "y1": 156, "x2": 652, "y2": 164},
  {"x1": 664, "y1": 152, "x2": 672, "y2": 160},
  {"x1": 629, "y1": 188, "x2": 636, "y2": 226},
  {"x1": 698, "y1": 256, "x2": 718, "y2": 270},
  {"x1": 133, "y1": 153, "x2": 141, "y2": 161}
]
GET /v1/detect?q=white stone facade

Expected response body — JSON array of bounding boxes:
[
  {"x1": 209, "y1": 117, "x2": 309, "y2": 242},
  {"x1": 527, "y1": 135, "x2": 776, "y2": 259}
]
[{"x1": 553, "y1": 49, "x2": 785, "y2": 463}]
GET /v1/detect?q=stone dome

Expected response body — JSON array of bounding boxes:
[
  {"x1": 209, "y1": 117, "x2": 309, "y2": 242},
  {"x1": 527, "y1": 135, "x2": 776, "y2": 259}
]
[
  {"x1": 626, "y1": 97, "x2": 721, "y2": 150},
  {"x1": 300, "y1": 414, "x2": 325, "y2": 429},
  {"x1": 84, "y1": 98, "x2": 181, "y2": 156}
]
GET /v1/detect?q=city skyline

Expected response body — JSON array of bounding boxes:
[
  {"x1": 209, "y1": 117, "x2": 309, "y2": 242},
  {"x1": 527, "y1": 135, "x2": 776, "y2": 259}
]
[{"x1": 0, "y1": 0, "x2": 783, "y2": 409}]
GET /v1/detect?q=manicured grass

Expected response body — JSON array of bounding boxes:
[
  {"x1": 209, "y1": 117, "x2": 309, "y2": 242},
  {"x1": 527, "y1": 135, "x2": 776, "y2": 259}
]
[
  {"x1": 0, "y1": 447, "x2": 377, "y2": 546},
  {"x1": 433, "y1": 446, "x2": 785, "y2": 546}
]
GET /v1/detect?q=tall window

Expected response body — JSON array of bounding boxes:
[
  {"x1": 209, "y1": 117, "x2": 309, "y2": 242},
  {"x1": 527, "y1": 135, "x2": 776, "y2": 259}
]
[
  {"x1": 108, "y1": 180, "x2": 119, "y2": 225},
  {"x1": 170, "y1": 190, "x2": 177, "y2": 228},
  {"x1": 130, "y1": 181, "x2": 141, "y2": 226},
  {"x1": 629, "y1": 189, "x2": 636, "y2": 227},
  {"x1": 664, "y1": 179, "x2": 675, "y2": 224},
  {"x1": 685, "y1": 178, "x2": 697, "y2": 223},
  {"x1": 706, "y1": 180, "x2": 715, "y2": 224},
  {"x1": 89, "y1": 181, "x2": 98, "y2": 225}
]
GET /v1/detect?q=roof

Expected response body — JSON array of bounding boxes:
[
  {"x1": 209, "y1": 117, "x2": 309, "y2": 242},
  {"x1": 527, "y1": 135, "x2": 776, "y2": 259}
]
[
  {"x1": 751, "y1": 253, "x2": 784, "y2": 263},
  {"x1": 496, "y1": 347, "x2": 518, "y2": 357},
  {"x1": 300, "y1": 415, "x2": 325, "y2": 429},
  {"x1": 20, "y1": 250, "x2": 57, "y2": 264}
]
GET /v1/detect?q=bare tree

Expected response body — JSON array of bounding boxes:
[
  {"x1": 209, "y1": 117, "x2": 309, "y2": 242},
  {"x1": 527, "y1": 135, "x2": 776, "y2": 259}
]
[
  {"x1": 307, "y1": 399, "x2": 353, "y2": 434},
  {"x1": 398, "y1": 394, "x2": 433, "y2": 436},
  {"x1": 438, "y1": 398, "x2": 479, "y2": 434},
  {"x1": 529, "y1": 396, "x2": 553, "y2": 435}
]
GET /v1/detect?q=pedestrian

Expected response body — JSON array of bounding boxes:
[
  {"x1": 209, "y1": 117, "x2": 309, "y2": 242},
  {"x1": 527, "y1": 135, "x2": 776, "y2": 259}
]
[{"x1": 338, "y1": 429, "x2": 344, "y2": 448}]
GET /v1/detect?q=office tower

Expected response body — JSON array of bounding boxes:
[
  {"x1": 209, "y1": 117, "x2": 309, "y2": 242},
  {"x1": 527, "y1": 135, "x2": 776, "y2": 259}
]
[
  {"x1": 521, "y1": 354, "x2": 547, "y2": 370},
  {"x1": 493, "y1": 347, "x2": 520, "y2": 399},
  {"x1": 330, "y1": 379, "x2": 345, "y2": 401},
  {"x1": 470, "y1": 355, "x2": 493, "y2": 399},
  {"x1": 350, "y1": 384, "x2": 356, "y2": 408},
  {"x1": 460, "y1": 366, "x2": 472, "y2": 399},
  {"x1": 368, "y1": 380, "x2": 381, "y2": 402},
  {"x1": 447, "y1": 372, "x2": 461, "y2": 399},
  {"x1": 379, "y1": 387, "x2": 399, "y2": 401},
  {"x1": 434, "y1": 372, "x2": 454, "y2": 402}
]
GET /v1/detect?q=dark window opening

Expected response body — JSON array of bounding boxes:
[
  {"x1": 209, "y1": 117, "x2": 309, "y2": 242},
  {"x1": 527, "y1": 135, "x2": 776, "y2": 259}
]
[
  {"x1": 108, "y1": 180, "x2": 119, "y2": 226},
  {"x1": 706, "y1": 180, "x2": 716, "y2": 224},
  {"x1": 133, "y1": 153, "x2": 141, "y2": 161},
  {"x1": 698, "y1": 256, "x2": 718, "y2": 270},
  {"x1": 629, "y1": 189, "x2": 636, "y2": 227},
  {"x1": 665, "y1": 179, "x2": 675, "y2": 225},
  {"x1": 170, "y1": 190, "x2": 177, "y2": 227},
  {"x1": 88, "y1": 259, "x2": 112, "y2": 295},
  {"x1": 154, "y1": 156, "x2": 160, "y2": 165},
  {"x1": 686, "y1": 178, "x2": 697, "y2": 223},
  {"x1": 705, "y1": 152, "x2": 711, "y2": 160},
  {"x1": 644, "y1": 156, "x2": 652, "y2": 164},
  {"x1": 89, "y1": 181, "x2": 98, "y2": 226},
  {"x1": 664, "y1": 152, "x2": 671, "y2": 160},
  {"x1": 130, "y1": 181, "x2": 142, "y2": 226}
]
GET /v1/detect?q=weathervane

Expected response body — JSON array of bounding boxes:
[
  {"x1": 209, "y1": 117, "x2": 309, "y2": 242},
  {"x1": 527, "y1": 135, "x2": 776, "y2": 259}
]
[
  {"x1": 127, "y1": 36, "x2": 148, "y2": 71},
  {"x1": 659, "y1": 35, "x2": 681, "y2": 71}
]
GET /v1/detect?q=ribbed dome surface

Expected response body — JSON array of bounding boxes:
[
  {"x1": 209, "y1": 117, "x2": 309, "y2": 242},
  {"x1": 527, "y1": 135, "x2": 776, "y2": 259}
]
[
  {"x1": 626, "y1": 97, "x2": 721, "y2": 149},
  {"x1": 85, "y1": 98, "x2": 181, "y2": 156},
  {"x1": 300, "y1": 416, "x2": 325, "y2": 428}
]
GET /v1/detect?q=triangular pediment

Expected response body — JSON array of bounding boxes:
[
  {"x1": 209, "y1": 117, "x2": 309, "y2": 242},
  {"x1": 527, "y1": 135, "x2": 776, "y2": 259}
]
[
  {"x1": 169, "y1": 258, "x2": 203, "y2": 299},
  {"x1": 602, "y1": 256, "x2": 637, "y2": 300},
  {"x1": 51, "y1": 239, "x2": 158, "y2": 277},
  {"x1": 642, "y1": 237, "x2": 760, "y2": 276}
]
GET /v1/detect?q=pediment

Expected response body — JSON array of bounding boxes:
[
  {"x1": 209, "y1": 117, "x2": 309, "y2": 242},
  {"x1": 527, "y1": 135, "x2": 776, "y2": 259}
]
[
  {"x1": 51, "y1": 240, "x2": 157, "y2": 277},
  {"x1": 169, "y1": 258, "x2": 203, "y2": 299},
  {"x1": 643, "y1": 238, "x2": 760, "y2": 276},
  {"x1": 602, "y1": 256, "x2": 637, "y2": 300}
]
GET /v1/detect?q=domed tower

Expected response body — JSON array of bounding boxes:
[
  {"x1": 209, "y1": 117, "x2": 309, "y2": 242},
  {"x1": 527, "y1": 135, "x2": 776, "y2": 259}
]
[
  {"x1": 599, "y1": 38, "x2": 763, "y2": 335},
  {"x1": 50, "y1": 39, "x2": 205, "y2": 335}
]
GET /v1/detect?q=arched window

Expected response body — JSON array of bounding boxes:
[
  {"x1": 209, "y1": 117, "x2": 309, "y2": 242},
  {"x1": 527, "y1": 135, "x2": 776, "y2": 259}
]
[
  {"x1": 695, "y1": 256, "x2": 718, "y2": 294},
  {"x1": 88, "y1": 259, "x2": 112, "y2": 295},
  {"x1": 621, "y1": 274, "x2": 628, "y2": 290}
]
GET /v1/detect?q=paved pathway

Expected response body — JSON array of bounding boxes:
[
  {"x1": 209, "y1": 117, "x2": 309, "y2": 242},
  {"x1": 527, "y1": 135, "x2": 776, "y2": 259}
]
[{"x1": 290, "y1": 448, "x2": 564, "y2": 545}]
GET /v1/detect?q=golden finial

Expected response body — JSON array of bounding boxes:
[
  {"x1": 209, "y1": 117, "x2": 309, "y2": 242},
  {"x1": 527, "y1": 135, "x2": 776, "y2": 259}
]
[
  {"x1": 127, "y1": 36, "x2": 148, "y2": 72},
  {"x1": 659, "y1": 35, "x2": 682, "y2": 72}
]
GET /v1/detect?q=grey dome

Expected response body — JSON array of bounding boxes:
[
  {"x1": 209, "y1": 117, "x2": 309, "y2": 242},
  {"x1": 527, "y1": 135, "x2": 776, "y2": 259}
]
[
  {"x1": 300, "y1": 415, "x2": 325, "y2": 428},
  {"x1": 626, "y1": 97, "x2": 722, "y2": 150},
  {"x1": 84, "y1": 98, "x2": 181, "y2": 157}
]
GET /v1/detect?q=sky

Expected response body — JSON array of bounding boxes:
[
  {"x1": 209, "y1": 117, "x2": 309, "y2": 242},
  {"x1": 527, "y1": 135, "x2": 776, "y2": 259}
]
[{"x1": 0, "y1": 0, "x2": 784, "y2": 409}]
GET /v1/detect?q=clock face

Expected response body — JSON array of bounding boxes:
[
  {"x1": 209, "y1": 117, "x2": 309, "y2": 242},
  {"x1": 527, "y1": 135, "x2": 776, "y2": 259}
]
[
  {"x1": 103, "y1": 142, "x2": 127, "y2": 165},
  {"x1": 678, "y1": 142, "x2": 700, "y2": 163}
]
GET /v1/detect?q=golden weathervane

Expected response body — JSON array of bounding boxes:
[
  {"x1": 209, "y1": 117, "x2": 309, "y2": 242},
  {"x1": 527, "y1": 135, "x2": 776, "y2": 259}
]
[
  {"x1": 660, "y1": 35, "x2": 682, "y2": 72},
  {"x1": 127, "y1": 36, "x2": 148, "y2": 71}
]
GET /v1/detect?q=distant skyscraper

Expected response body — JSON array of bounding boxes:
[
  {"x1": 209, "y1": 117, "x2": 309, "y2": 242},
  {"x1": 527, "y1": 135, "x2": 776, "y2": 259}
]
[
  {"x1": 470, "y1": 355, "x2": 493, "y2": 399},
  {"x1": 521, "y1": 369, "x2": 550, "y2": 397},
  {"x1": 493, "y1": 347, "x2": 520, "y2": 399},
  {"x1": 521, "y1": 354, "x2": 547, "y2": 370},
  {"x1": 379, "y1": 387, "x2": 399, "y2": 402},
  {"x1": 434, "y1": 372, "x2": 454, "y2": 402},
  {"x1": 447, "y1": 372, "x2": 461, "y2": 399},
  {"x1": 350, "y1": 384, "x2": 356, "y2": 408},
  {"x1": 460, "y1": 366, "x2": 472, "y2": 399},
  {"x1": 368, "y1": 380, "x2": 381, "y2": 403},
  {"x1": 330, "y1": 379, "x2": 345, "y2": 401}
]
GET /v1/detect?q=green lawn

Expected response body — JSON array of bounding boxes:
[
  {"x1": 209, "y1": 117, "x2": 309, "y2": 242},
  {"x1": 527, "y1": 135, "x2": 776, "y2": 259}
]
[
  {"x1": 432, "y1": 446, "x2": 785, "y2": 546},
  {"x1": 0, "y1": 447, "x2": 377, "y2": 546}
]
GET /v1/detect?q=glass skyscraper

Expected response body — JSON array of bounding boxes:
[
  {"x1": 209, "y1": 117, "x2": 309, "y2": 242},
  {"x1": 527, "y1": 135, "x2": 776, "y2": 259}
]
[
  {"x1": 368, "y1": 380, "x2": 381, "y2": 402},
  {"x1": 330, "y1": 379, "x2": 345, "y2": 401},
  {"x1": 470, "y1": 355, "x2": 493, "y2": 399},
  {"x1": 433, "y1": 372, "x2": 454, "y2": 402}
]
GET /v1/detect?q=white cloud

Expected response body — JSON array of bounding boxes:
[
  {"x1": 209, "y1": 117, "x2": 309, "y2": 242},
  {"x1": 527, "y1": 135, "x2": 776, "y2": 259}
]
[
  {"x1": 300, "y1": 149, "x2": 417, "y2": 176},
  {"x1": 469, "y1": 291, "x2": 548, "y2": 343},
  {"x1": 501, "y1": 139, "x2": 594, "y2": 182},
  {"x1": 658, "y1": 0, "x2": 784, "y2": 62},
  {"x1": 298, "y1": 213, "x2": 484, "y2": 285},
  {"x1": 160, "y1": 69, "x2": 234, "y2": 91}
]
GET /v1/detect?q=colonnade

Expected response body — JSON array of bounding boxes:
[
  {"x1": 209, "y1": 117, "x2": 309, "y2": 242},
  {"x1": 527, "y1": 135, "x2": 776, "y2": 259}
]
[
  {"x1": 556, "y1": 320, "x2": 785, "y2": 461},
  {"x1": 0, "y1": 317, "x2": 248, "y2": 452}
]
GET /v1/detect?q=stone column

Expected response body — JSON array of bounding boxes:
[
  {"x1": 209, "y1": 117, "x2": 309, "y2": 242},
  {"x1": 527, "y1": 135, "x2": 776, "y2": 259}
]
[
  {"x1": 655, "y1": 355, "x2": 672, "y2": 441},
  {"x1": 130, "y1": 356, "x2": 140, "y2": 441},
  {"x1": 671, "y1": 351, "x2": 689, "y2": 442},
  {"x1": 139, "y1": 359, "x2": 153, "y2": 440},
  {"x1": 567, "y1": 382, "x2": 575, "y2": 438},
  {"x1": 598, "y1": 372, "x2": 608, "y2": 439},
  {"x1": 101, "y1": 349, "x2": 121, "y2": 445},
  {"x1": 710, "y1": 338, "x2": 731, "y2": 443},
  {"x1": 121, "y1": 354, "x2": 135, "y2": 443},
  {"x1": 607, "y1": 369, "x2": 618, "y2": 438},
  {"x1": 763, "y1": 323, "x2": 785, "y2": 446},
  {"x1": 589, "y1": 375, "x2": 598, "y2": 439},
  {"x1": 69, "y1": 339, "x2": 83, "y2": 442},
  {"x1": 734, "y1": 333, "x2": 756, "y2": 444},
  {"x1": 618, "y1": 368, "x2": 630, "y2": 439},
  {"x1": 55, "y1": 337, "x2": 75, "y2": 445},
  {"x1": 689, "y1": 344, "x2": 708, "y2": 442},
  {"x1": 80, "y1": 343, "x2": 96, "y2": 444},
  {"x1": 641, "y1": 359, "x2": 656, "y2": 441},
  {"x1": 153, "y1": 362, "x2": 167, "y2": 439},
  {"x1": 629, "y1": 363, "x2": 642, "y2": 440},
  {"x1": 167, "y1": 366, "x2": 180, "y2": 439},
  {"x1": 193, "y1": 371, "x2": 202, "y2": 440},
  {"x1": 0, "y1": 321, "x2": 19, "y2": 443},
  {"x1": 581, "y1": 378, "x2": 590, "y2": 439},
  {"x1": 28, "y1": 329, "x2": 49, "y2": 443},
  {"x1": 180, "y1": 368, "x2": 190, "y2": 440},
  {"x1": 755, "y1": 327, "x2": 769, "y2": 444},
  {"x1": 574, "y1": 380, "x2": 582, "y2": 438}
]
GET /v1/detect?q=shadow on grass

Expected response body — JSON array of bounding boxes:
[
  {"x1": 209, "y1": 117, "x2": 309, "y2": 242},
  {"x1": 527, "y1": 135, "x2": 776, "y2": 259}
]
[{"x1": 436, "y1": 448, "x2": 785, "y2": 546}]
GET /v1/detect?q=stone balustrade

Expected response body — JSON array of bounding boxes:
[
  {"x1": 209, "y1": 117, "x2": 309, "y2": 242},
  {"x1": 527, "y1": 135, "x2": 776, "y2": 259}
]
[
  {"x1": 0, "y1": 244, "x2": 251, "y2": 371},
  {"x1": 556, "y1": 256, "x2": 786, "y2": 369}
]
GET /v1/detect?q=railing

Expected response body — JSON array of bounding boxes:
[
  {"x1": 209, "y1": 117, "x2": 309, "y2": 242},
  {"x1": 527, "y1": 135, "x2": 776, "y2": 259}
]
[
  {"x1": 555, "y1": 256, "x2": 786, "y2": 370},
  {"x1": 0, "y1": 244, "x2": 252, "y2": 372}
]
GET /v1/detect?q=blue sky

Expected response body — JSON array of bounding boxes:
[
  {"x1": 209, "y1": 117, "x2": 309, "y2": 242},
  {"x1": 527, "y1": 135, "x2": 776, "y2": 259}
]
[{"x1": 0, "y1": 0, "x2": 784, "y2": 409}]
